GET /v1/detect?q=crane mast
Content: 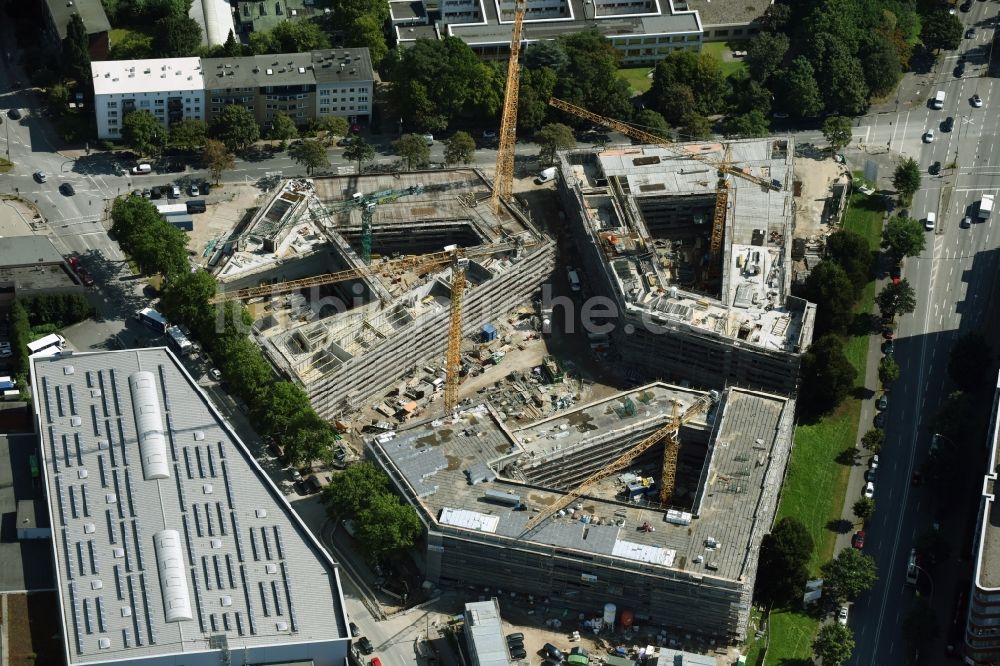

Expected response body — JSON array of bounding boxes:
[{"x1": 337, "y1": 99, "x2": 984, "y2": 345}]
[{"x1": 490, "y1": 1, "x2": 527, "y2": 215}]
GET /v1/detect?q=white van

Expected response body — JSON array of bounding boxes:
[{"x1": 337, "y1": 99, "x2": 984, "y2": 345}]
[
  {"x1": 932, "y1": 90, "x2": 946, "y2": 109},
  {"x1": 535, "y1": 167, "x2": 558, "y2": 184},
  {"x1": 925, "y1": 211, "x2": 936, "y2": 231},
  {"x1": 131, "y1": 163, "x2": 152, "y2": 175}
]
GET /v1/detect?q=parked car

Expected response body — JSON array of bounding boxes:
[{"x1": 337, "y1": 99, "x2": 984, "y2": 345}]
[
  {"x1": 882, "y1": 339, "x2": 894, "y2": 355},
  {"x1": 866, "y1": 467, "x2": 877, "y2": 482},
  {"x1": 190, "y1": 183, "x2": 200, "y2": 196},
  {"x1": 864, "y1": 482, "x2": 875, "y2": 499},
  {"x1": 838, "y1": 605, "x2": 849, "y2": 625},
  {"x1": 6, "y1": 108, "x2": 21, "y2": 120},
  {"x1": 170, "y1": 184, "x2": 181, "y2": 198},
  {"x1": 960, "y1": 0, "x2": 972, "y2": 11},
  {"x1": 59, "y1": 182, "x2": 75, "y2": 196},
  {"x1": 853, "y1": 531, "x2": 865, "y2": 549},
  {"x1": 208, "y1": 367, "x2": 222, "y2": 381},
  {"x1": 357, "y1": 637, "x2": 374, "y2": 655},
  {"x1": 966, "y1": 27, "x2": 976, "y2": 38},
  {"x1": 350, "y1": 622, "x2": 360, "y2": 637},
  {"x1": 912, "y1": 470, "x2": 923, "y2": 485},
  {"x1": 506, "y1": 633, "x2": 524, "y2": 643},
  {"x1": 511, "y1": 648, "x2": 528, "y2": 660},
  {"x1": 873, "y1": 412, "x2": 885, "y2": 428},
  {"x1": 877, "y1": 394, "x2": 888, "y2": 411},
  {"x1": 370, "y1": 658, "x2": 382, "y2": 666},
  {"x1": 870, "y1": 454, "x2": 879, "y2": 470}
]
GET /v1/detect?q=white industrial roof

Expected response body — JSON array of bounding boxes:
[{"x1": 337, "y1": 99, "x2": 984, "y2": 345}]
[
  {"x1": 30, "y1": 348, "x2": 349, "y2": 664},
  {"x1": 92, "y1": 58, "x2": 204, "y2": 95}
]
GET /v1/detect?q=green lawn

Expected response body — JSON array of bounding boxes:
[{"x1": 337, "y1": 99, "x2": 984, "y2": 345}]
[
  {"x1": 759, "y1": 192, "x2": 885, "y2": 665},
  {"x1": 701, "y1": 41, "x2": 749, "y2": 78},
  {"x1": 618, "y1": 67, "x2": 654, "y2": 95}
]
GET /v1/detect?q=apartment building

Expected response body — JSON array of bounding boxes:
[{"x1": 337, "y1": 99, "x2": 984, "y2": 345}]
[
  {"x1": 200, "y1": 48, "x2": 373, "y2": 130},
  {"x1": 91, "y1": 58, "x2": 205, "y2": 140}
]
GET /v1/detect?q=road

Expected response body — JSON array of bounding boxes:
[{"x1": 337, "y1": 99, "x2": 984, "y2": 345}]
[{"x1": 834, "y1": 5, "x2": 1000, "y2": 665}]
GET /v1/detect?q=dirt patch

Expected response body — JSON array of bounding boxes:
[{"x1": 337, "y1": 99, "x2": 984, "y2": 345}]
[
  {"x1": 7, "y1": 591, "x2": 62, "y2": 666},
  {"x1": 793, "y1": 157, "x2": 850, "y2": 239}
]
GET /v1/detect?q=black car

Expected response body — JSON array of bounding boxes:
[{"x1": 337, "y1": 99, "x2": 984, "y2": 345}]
[
  {"x1": 874, "y1": 412, "x2": 886, "y2": 428},
  {"x1": 929, "y1": 161, "x2": 941, "y2": 175},
  {"x1": 506, "y1": 633, "x2": 524, "y2": 643},
  {"x1": 942, "y1": 116, "x2": 955, "y2": 132},
  {"x1": 7, "y1": 108, "x2": 21, "y2": 120},
  {"x1": 883, "y1": 339, "x2": 894, "y2": 355},
  {"x1": 954, "y1": 63, "x2": 965, "y2": 78},
  {"x1": 357, "y1": 637, "x2": 374, "y2": 655},
  {"x1": 966, "y1": 28, "x2": 976, "y2": 38},
  {"x1": 349, "y1": 622, "x2": 360, "y2": 637},
  {"x1": 510, "y1": 648, "x2": 527, "y2": 660},
  {"x1": 59, "y1": 182, "x2": 75, "y2": 196},
  {"x1": 960, "y1": 0, "x2": 972, "y2": 11}
]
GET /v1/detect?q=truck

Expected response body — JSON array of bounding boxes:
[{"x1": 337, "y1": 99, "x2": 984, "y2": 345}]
[
  {"x1": 135, "y1": 307, "x2": 169, "y2": 333},
  {"x1": 165, "y1": 326, "x2": 193, "y2": 354},
  {"x1": 980, "y1": 194, "x2": 994, "y2": 220}
]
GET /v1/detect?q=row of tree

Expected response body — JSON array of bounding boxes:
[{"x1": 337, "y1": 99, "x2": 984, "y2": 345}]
[{"x1": 320, "y1": 463, "x2": 423, "y2": 560}]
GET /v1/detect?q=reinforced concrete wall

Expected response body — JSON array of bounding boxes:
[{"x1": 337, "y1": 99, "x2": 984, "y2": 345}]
[
  {"x1": 557, "y1": 166, "x2": 813, "y2": 396},
  {"x1": 304, "y1": 241, "x2": 556, "y2": 418}
]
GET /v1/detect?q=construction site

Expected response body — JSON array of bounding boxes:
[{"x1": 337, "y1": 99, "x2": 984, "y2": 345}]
[
  {"x1": 556, "y1": 131, "x2": 816, "y2": 395},
  {"x1": 209, "y1": 169, "x2": 555, "y2": 419},
  {"x1": 367, "y1": 381, "x2": 796, "y2": 644}
]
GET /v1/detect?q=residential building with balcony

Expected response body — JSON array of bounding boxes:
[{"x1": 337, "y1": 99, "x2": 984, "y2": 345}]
[{"x1": 91, "y1": 58, "x2": 205, "y2": 141}]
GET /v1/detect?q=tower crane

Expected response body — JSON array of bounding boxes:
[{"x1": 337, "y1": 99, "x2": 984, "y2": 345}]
[
  {"x1": 490, "y1": 0, "x2": 527, "y2": 215},
  {"x1": 443, "y1": 251, "x2": 468, "y2": 411},
  {"x1": 519, "y1": 393, "x2": 714, "y2": 536},
  {"x1": 207, "y1": 239, "x2": 526, "y2": 304},
  {"x1": 326, "y1": 184, "x2": 425, "y2": 264}
]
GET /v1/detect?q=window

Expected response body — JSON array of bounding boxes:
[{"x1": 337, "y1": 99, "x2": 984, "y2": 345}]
[
  {"x1": 733, "y1": 29, "x2": 743, "y2": 36},
  {"x1": 155, "y1": 99, "x2": 165, "y2": 105},
  {"x1": 320, "y1": 106, "x2": 329, "y2": 113},
  {"x1": 715, "y1": 29, "x2": 729, "y2": 37},
  {"x1": 276, "y1": 1, "x2": 282, "y2": 13},
  {"x1": 108, "y1": 111, "x2": 118, "y2": 117},
  {"x1": 108, "y1": 101, "x2": 117, "y2": 108},
  {"x1": 109, "y1": 118, "x2": 118, "y2": 126}
]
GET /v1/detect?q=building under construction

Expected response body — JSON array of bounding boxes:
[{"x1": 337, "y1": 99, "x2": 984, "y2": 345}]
[
  {"x1": 556, "y1": 138, "x2": 815, "y2": 395},
  {"x1": 368, "y1": 382, "x2": 795, "y2": 643},
  {"x1": 212, "y1": 170, "x2": 554, "y2": 419}
]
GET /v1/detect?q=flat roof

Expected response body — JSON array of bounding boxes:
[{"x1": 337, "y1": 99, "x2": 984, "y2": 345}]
[
  {"x1": 92, "y1": 59, "x2": 204, "y2": 96},
  {"x1": 371, "y1": 383, "x2": 794, "y2": 582},
  {"x1": 389, "y1": 0, "x2": 426, "y2": 21},
  {"x1": 0, "y1": 266, "x2": 80, "y2": 292},
  {"x1": 396, "y1": 24, "x2": 440, "y2": 41},
  {"x1": 683, "y1": 0, "x2": 770, "y2": 27},
  {"x1": 31, "y1": 348, "x2": 349, "y2": 664},
  {"x1": 0, "y1": 434, "x2": 56, "y2": 592},
  {"x1": 202, "y1": 49, "x2": 374, "y2": 90},
  {"x1": 561, "y1": 138, "x2": 807, "y2": 354},
  {"x1": 975, "y1": 372, "x2": 1000, "y2": 589},
  {"x1": 0, "y1": 235, "x2": 64, "y2": 267},
  {"x1": 45, "y1": 0, "x2": 110, "y2": 39},
  {"x1": 464, "y1": 599, "x2": 509, "y2": 666}
]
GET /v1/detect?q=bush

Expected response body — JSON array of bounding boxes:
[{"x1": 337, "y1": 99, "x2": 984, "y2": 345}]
[
  {"x1": 19, "y1": 294, "x2": 94, "y2": 328},
  {"x1": 96, "y1": 140, "x2": 116, "y2": 152}
]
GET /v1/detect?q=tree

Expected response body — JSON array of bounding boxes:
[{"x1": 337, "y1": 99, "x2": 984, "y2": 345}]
[
  {"x1": 863, "y1": 38, "x2": 903, "y2": 99},
  {"x1": 518, "y1": 67, "x2": 557, "y2": 132},
  {"x1": 824, "y1": 56, "x2": 870, "y2": 116},
  {"x1": 826, "y1": 230, "x2": 872, "y2": 294},
  {"x1": 534, "y1": 123, "x2": 576, "y2": 165},
  {"x1": 122, "y1": 110, "x2": 166, "y2": 157},
  {"x1": 444, "y1": 131, "x2": 476, "y2": 165},
  {"x1": 915, "y1": 528, "x2": 950, "y2": 565},
  {"x1": 800, "y1": 335, "x2": 856, "y2": 416},
  {"x1": 879, "y1": 355, "x2": 900, "y2": 386},
  {"x1": 931, "y1": 390, "x2": 978, "y2": 446},
  {"x1": 288, "y1": 139, "x2": 329, "y2": 174},
  {"x1": 283, "y1": 411, "x2": 338, "y2": 466},
  {"x1": 253, "y1": 381, "x2": 313, "y2": 439},
  {"x1": 525, "y1": 41, "x2": 569, "y2": 72},
  {"x1": 813, "y1": 623, "x2": 855, "y2": 666},
  {"x1": 680, "y1": 113, "x2": 712, "y2": 140},
  {"x1": 222, "y1": 29, "x2": 242, "y2": 57},
  {"x1": 203, "y1": 139, "x2": 235, "y2": 184},
  {"x1": 312, "y1": 116, "x2": 349, "y2": 145},
  {"x1": 393, "y1": 133, "x2": 431, "y2": 170},
  {"x1": 270, "y1": 20, "x2": 330, "y2": 53},
  {"x1": 153, "y1": 15, "x2": 202, "y2": 57},
  {"x1": 852, "y1": 496, "x2": 875, "y2": 522},
  {"x1": 212, "y1": 105, "x2": 260, "y2": 152},
  {"x1": 921, "y1": 10, "x2": 963, "y2": 52},
  {"x1": 343, "y1": 135, "x2": 375, "y2": 173},
  {"x1": 655, "y1": 83, "x2": 697, "y2": 125},
  {"x1": 901, "y1": 598, "x2": 940, "y2": 656},
  {"x1": 822, "y1": 547, "x2": 878, "y2": 601},
  {"x1": 746, "y1": 31, "x2": 789, "y2": 82},
  {"x1": 215, "y1": 334, "x2": 273, "y2": 399},
  {"x1": 893, "y1": 157, "x2": 922, "y2": 202},
  {"x1": 47, "y1": 84, "x2": 70, "y2": 117},
  {"x1": 267, "y1": 112, "x2": 299, "y2": 143},
  {"x1": 650, "y1": 50, "x2": 727, "y2": 117},
  {"x1": 778, "y1": 57, "x2": 824, "y2": 119},
  {"x1": 553, "y1": 31, "x2": 633, "y2": 121},
  {"x1": 721, "y1": 110, "x2": 770, "y2": 138},
  {"x1": 948, "y1": 333, "x2": 993, "y2": 392},
  {"x1": 322, "y1": 463, "x2": 391, "y2": 517},
  {"x1": 62, "y1": 13, "x2": 91, "y2": 83},
  {"x1": 756, "y1": 517, "x2": 814, "y2": 606},
  {"x1": 801, "y1": 261, "x2": 856, "y2": 335},
  {"x1": 860, "y1": 428, "x2": 884, "y2": 452},
  {"x1": 346, "y1": 14, "x2": 388, "y2": 66},
  {"x1": 633, "y1": 109, "x2": 671, "y2": 140},
  {"x1": 168, "y1": 119, "x2": 208, "y2": 152},
  {"x1": 355, "y1": 493, "x2": 423, "y2": 560},
  {"x1": 728, "y1": 73, "x2": 772, "y2": 117},
  {"x1": 159, "y1": 270, "x2": 216, "y2": 331},
  {"x1": 757, "y1": 2, "x2": 791, "y2": 32},
  {"x1": 876, "y1": 279, "x2": 917, "y2": 319},
  {"x1": 109, "y1": 30, "x2": 153, "y2": 60},
  {"x1": 881, "y1": 216, "x2": 926, "y2": 259},
  {"x1": 823, "y1": 116, "x2": 853, "y2": 151}
]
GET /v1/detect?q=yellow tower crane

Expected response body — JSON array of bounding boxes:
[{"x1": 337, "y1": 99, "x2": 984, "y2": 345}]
[
  {"x1": 520, "y1": 393, "x2": 714, "y2": 535},
  {"x1": 490, "y1": 0, "x2": 527, "y2": 215},
  {"x1": 658, "y1": 399, "x2": 681, "y2": 505},
  {"x1": 443, "y1": 252, "x2": 468, "y2": 412}
]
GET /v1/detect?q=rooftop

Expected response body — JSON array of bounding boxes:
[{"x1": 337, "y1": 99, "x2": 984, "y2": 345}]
[
  {"x1": 92, "y1": 58, "x2": 204, "y2": 96},
  {"x1": 448, "y1": 0, "x2": 700, "y2": 45},
  {"x1": 235, "y1": 0, "x2": 321, "y2": 32},
  {"x1": 389, "y1": 0, "x2": 427, "y2": 22},
  {"x1": 370, "y1": 382, "x2": 794, "y2": 583},
  {"x1": 0, "y1": 236, "x2": 65, "y2": 267},
  {"x1": 201, "y1": 49, "x2": 374, "y2": 90},
  {"x1": 45, "y1": 0, "x2": 111, "y2": 39},
  {"x1": 396, "y1": 24, "x2": 441, "y2": 42},
  {"x1": 560, "y1": 138, "x2": 809, "y2": 355},
  {"x1": 975, "y1": 372, "x2": 1000, "y2": 589},
  {"x1": 30, "y1": 348, "x2": 349, "y2": 664},
  {"x1": 464, "y1": 599, "x2": 509, "y2": 666},
  {"x1": 680, "y1": 0, "x2": 771, "y2": 26}
]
